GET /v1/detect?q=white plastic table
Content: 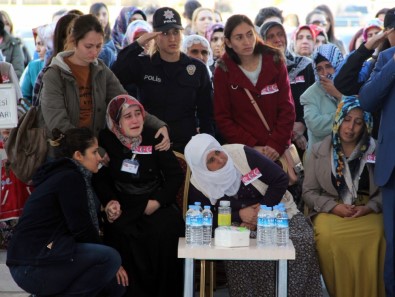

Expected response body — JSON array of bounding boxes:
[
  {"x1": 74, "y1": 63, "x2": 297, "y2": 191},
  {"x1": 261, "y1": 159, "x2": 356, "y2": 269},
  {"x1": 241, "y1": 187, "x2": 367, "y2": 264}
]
[{"x1": 178, "y1": 237, "x2": 296, "y2": 297}]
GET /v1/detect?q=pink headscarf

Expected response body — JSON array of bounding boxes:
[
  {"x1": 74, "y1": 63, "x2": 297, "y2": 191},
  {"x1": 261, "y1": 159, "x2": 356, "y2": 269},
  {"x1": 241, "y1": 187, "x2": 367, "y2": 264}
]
[{"x1": 106, "y1": 95, "x2": 146, "y2": 150}]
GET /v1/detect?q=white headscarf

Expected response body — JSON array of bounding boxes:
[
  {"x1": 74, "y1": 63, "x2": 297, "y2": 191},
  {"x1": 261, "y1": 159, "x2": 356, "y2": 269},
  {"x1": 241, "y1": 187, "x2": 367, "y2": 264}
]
[
  {"x1": 181, "y1": 34, "x2": 214, "y2": 77},
  {"x1": 184, "y1": 134, "x2": 241, "y2": 204}
]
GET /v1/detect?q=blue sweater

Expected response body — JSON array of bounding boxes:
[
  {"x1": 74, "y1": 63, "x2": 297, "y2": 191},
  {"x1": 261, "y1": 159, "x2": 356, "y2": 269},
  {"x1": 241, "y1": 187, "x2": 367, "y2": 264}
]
[{"x1": 20, "y1": 59, "x2": 44, "y2": 102}]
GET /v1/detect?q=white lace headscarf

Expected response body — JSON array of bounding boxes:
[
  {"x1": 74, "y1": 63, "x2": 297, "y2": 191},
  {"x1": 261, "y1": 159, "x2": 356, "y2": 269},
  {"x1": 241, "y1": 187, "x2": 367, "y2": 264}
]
[
  {"x1": 181, "y1": 34, "x2": 213, "y2": 77},
  {"x1": 184, "y1": 134, "x2": 241, "y2": 204}
]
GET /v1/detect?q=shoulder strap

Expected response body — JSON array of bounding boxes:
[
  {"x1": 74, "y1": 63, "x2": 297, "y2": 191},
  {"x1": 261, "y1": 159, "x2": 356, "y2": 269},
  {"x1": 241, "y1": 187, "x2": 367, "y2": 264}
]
[{"x1": 244, "y1": 88, "x2": 271, "y2": 132}]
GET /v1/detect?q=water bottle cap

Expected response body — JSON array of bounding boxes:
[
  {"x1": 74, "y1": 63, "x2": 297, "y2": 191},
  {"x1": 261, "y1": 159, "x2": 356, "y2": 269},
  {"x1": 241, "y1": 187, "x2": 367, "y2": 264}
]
[
  {"x1": 188, "y1": 205, "x2": 194, "y2": 208},
  {"x1": 204, "y1": 205, "x2": 210, "y2": 209},
  {"x1": 195, "y1": 202, "x2": 201, "y2": 205},
  {"x1": 219, "y1": 200, "x2": 230, "y2": 207}
]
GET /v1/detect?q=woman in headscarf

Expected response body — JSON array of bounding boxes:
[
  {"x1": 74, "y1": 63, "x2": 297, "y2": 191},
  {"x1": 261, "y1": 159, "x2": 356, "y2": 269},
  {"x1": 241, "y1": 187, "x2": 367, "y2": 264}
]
[
  {"x1": 260, "y1": 21, "x2": 315, "y2": 158},
  {"x1": 20, "y1": 23, "x2": 54, "y2": 102},
  {"x1": 184, "y1": 133, "x2": 323, "y2": 297},
  {"x1": 205, "y1": 22, "x2": 224, "y2": 73},
  {"x1": 93, "y1": 95, "x2": 185, "y2": 297},
  {"x1": 181, "y1": 34, "x2": 213, "y2": 78},
  {"x1": 122, "y1": 19, "x2": 152, "y2": 51},
  {"x1": 303, "y1": 96, "x2": 385, "y2": 297},
  {"x1": 111, "y1": 7, "x2": 146, "y2": 53},
  {"x1": 300, "y1": 43, "x2": 344, "y2": 159}
]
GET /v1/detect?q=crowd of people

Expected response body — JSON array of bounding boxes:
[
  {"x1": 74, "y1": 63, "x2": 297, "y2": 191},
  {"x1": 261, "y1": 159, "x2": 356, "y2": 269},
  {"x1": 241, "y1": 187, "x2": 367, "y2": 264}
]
[{"x1": 0, "y1": 1, "x2": 395, "y2": 297}]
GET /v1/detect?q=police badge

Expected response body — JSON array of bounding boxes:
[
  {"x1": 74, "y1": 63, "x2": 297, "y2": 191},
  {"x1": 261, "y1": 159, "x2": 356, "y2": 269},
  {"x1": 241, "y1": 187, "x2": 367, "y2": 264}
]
[{"x1": 186, "y1": 64, "x2": 196, "y2": 76}]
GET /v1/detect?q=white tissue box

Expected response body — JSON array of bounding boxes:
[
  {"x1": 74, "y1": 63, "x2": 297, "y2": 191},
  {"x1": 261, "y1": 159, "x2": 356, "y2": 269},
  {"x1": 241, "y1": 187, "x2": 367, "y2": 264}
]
[{"x1": 214, "y1": 226, "x2": 250, "y2": 247}]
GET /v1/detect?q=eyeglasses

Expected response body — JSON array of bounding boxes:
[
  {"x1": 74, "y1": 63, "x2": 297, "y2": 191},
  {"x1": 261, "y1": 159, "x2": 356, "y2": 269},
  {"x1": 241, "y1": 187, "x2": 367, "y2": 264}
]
[
  {"x1": 315, "y1": 64, "x2": 333, "y2": 73},
  {"x1": 311, "y1": 20, "x2": 327, "y2": 26},
  {"x1": 162, "y1": 29, "x2": 181, "y2": 37},
  {"x1": 190, "y1": 49, "x2": 209, "y2": 56}
]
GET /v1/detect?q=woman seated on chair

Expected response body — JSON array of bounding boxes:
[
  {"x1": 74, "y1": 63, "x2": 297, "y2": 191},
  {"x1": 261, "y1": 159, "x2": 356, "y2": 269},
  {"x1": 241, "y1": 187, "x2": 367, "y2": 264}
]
[
  {"x1": 93, "y1": 94, "x2": 185, "y2": 297},
  {"x1": 184, "y1": 133, "x2": 323, "y2": 297},
  {"x1": 302, "y1": 96, "x2": 385, "y2": 297}
]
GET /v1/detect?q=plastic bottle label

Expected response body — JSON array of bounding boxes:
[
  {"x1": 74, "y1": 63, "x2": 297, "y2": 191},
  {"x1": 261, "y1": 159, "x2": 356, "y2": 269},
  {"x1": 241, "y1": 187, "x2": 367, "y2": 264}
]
[
  {"x1": 218, "y1": 213, "x2": 231, "y2": 226},
  {"x1": 191, "y1": 217, "x2": 203, "y2": 226},
  {"x1": 203, "y1": 217, "x2": 212, "y2": 226},
  {"x1": 277, "y1": 218, "x2": 289, "y2": 228}
]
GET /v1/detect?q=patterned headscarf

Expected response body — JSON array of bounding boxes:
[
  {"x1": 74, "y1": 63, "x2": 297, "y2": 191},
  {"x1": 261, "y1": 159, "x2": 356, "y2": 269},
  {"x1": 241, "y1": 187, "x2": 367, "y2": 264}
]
[
  {"x1": 106, "y1": 95, "x2": 146, "y2": 150},
  {"x1": 332, "y1": 96, "x2": 372, "y2": 189},
  {"x1": 312, "y1": 43, "x2": 343, "y2": 81},
  {"x1": 122, "y1": 19, "x2": 152, "y2": 47},
  {"x1": 111, "y1": 7, "x2": 146, "y2": 51},
  {"x1": 260, "y1": 21, "x2": 312, "y2": 82}
]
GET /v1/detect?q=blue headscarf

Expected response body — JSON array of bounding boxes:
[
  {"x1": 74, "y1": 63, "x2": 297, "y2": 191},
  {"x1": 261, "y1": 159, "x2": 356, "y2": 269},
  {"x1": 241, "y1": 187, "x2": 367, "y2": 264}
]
[
  {"x1": 312, "y1": 43, "x2": 344, "y2": 81},
  {"x1": 332, "y1": 96, "x2": 372, "y2": 189}
]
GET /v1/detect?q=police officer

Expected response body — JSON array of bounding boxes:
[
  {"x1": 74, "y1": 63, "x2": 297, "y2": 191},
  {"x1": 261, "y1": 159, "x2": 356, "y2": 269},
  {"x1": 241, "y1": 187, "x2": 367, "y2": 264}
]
[{"x1": 112, "y1": 6, "x2": 215, "y2": 153}]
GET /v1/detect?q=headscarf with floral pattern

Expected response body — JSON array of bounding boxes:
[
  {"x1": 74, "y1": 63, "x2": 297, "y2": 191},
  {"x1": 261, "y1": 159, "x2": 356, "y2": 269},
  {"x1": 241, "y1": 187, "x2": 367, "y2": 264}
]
[
  {"x1": 106, "y1": 95, "x2": 146, "y2": 151},
  {"x1": 332, "y1": 96, "x2": 372, "y2": 191}
]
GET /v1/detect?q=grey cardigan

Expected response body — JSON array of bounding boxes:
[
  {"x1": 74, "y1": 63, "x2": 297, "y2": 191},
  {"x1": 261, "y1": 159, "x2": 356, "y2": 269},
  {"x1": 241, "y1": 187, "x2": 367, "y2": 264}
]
[{"x1": 302, "y1": 135, "x2": 382, "y2": 216}]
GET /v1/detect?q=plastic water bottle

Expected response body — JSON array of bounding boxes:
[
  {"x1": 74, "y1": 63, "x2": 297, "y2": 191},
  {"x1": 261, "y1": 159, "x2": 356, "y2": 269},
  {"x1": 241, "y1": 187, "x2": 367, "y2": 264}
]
[
  {"x1": 185, "y1": 205, "x2": 194, "y2": 245},
  {"x1": 190, "y1": 205, "x2": 203, "y2": 246},
  {"x1": 218, "y1": 200, "x2": 231, "y2": 226},
  {"x1": 257, "y1": 205, "x2": 274, "y2": 246},
  {"x1": 194, "y1": 201, "x2": 203, "y2": 212},
  {"x1": 276, "y1": 205, "x2": 289, "y2": 247},
  {"x1": 202, "y1": 205, "x2": 213, "y2": 246},
  {"x1": 272, "y1": 205, "x2": 280, "y2": 241}
]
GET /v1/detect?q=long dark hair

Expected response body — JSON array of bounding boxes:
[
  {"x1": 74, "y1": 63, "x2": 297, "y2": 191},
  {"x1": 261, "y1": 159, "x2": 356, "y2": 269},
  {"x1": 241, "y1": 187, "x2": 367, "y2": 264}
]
[
  {"x1": 224, "y1": 14, "x2": 283, "y2": 65},
  {"x1": 47, "y1": 13, "x2": 79, "y2": 66},
  {"x1": 315, "y1": 4, "x2": 337, "y2": 43},
  {"x1": 89, "y1": 2, "x2": 111, "y2": 43},
  {"x1": 67, "y1": 14, "x2": 104, "y2": 48},
  {"x1": 51, "y1": 128, "x2": 96, "y2": 159}
]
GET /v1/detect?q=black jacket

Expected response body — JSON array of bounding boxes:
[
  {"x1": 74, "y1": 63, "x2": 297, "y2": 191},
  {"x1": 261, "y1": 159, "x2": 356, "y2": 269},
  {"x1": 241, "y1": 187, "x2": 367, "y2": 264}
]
[
  {"x1": 7, "y1": 159, "x2": 100, "y2": 266},
  {"x1": 111, "y1": 41, "x2": 215, "y2": 151},
  {"x1": 334, "y1": 43, "x2": 374, "y2": 96},
  {"x1": 93, "y1": 127, "x2": 184, "y2": 231}
]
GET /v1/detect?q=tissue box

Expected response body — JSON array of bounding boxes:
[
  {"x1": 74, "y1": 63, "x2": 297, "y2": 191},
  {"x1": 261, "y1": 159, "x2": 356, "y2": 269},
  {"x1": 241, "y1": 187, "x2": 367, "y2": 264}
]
[{"x1": 214, "y1": 226, "x2": 250, "y2": 247}]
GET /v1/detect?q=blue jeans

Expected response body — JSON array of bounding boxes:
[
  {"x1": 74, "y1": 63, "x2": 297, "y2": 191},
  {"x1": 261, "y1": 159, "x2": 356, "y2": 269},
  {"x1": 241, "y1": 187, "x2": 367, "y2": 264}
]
[
  {"x1": 382, "y1": 174, "x2": 395, "y2": 297},
  {"x1": 10, "y1": 243, "x2": 125, "y2": 297}
]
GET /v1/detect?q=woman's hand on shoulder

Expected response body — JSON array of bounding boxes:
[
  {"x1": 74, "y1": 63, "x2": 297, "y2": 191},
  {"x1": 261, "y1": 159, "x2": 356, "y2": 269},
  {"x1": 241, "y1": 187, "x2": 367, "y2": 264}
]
[
  {"x1": 116, "y1": 265, "x2": 129, "y2": 287},
  {"x1": 105, "y1": 200, "x2": 122, "y2": 223},
  {"x1": 155, "y1": 126, "x2": 171, "y2": 151},
  {"x1": 144, "y1": 200, "x2": 161, "y2": 215}
]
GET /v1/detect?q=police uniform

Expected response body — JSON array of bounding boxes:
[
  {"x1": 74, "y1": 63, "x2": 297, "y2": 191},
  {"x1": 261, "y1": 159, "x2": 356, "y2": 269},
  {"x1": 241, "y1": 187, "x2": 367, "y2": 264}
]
[{"x1": 112, "y1": 41, "x2": 214, "y2": 152}]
